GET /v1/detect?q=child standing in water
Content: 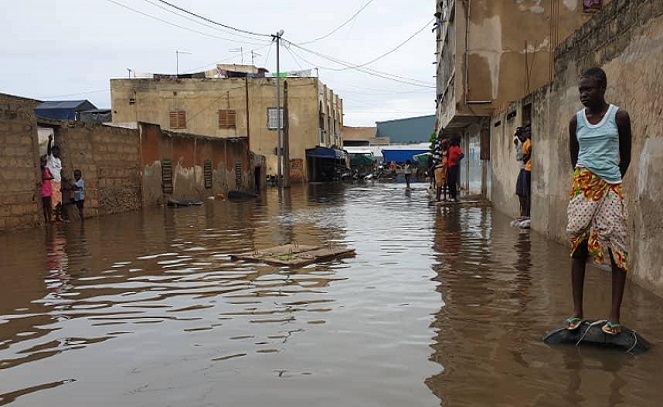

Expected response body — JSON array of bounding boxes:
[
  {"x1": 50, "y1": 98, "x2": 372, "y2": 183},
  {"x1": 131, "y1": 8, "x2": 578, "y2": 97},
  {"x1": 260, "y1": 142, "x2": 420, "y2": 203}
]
[
  {"x1": 40, "y1": 155, "x2": 54, "y2": 223},
  {"x1": 72, "y1": 169, "x2": 85, "y2": 220}
]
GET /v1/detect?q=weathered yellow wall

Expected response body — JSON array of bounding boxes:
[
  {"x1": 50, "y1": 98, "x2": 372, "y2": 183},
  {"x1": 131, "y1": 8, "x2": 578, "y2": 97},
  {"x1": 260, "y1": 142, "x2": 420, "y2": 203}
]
[{"x1": 111, "y1": 77, "x2": 342, "y2": 180}]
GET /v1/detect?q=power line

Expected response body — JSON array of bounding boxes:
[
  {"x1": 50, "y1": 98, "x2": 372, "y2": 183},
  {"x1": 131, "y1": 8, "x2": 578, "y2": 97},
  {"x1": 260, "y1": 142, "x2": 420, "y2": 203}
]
[
  {"x1": 140, "y1": 0, "x2": 268, "y2": 43},
  {"x1": 328, "y1": 18, "x2": 434, "y2": 71},
  {"x1": 287, "y1": 42, "x2": 434, "y2": 88},
  {"x1": 153, "y1": 0, "x2": 272, "y2": 38},
  {"x1": 299, "y1": 0, "x2": 376, "y2": 45},
  {"x1": 262, "y1": 42, "x2": 274, "y2": 69},
  {"x1": 106, "y1": 0, "x2": 267, "y2": 45},
  {"x1": 284, "y1": 43, "x2": 306, "y2": 72},
  {"x1": 37, "y1": 88, "x2": 110, "y2": 99}
]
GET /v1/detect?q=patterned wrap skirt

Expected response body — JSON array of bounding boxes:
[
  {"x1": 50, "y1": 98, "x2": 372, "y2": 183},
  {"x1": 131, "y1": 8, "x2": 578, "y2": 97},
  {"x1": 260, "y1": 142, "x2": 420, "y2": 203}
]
[{"x1": 566, "y1": 168, "x2": 629, "y2": 271}]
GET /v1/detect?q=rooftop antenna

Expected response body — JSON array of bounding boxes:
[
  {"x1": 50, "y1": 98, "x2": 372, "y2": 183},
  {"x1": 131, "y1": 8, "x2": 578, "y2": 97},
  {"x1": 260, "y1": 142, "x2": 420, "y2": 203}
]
[
  {"x1": 230, "y1": 47, "x2": 244, "y2": 64},
  {"x1": 250, "y1": 50, "x2": 262, "y2": 65},
  {"x1": 175, "y1": 50, "x2": 192, "y2": 76}
]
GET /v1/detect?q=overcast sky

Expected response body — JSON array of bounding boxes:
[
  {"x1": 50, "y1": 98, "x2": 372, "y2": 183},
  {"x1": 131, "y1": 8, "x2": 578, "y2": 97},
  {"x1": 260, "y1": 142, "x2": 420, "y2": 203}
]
[{"x1": 0, "y1": 0, "x2": 436, "y2": 126}]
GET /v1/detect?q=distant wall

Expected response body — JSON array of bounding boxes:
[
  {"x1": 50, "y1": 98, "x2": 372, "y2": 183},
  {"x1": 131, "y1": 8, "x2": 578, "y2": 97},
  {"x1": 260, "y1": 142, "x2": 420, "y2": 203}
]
[
  {"x1": 376, "y1": 115, "x2": 435, "y2": 144},
  {"x1": 0, "y1": 94, "x2": 41, "y2": 231},
  {"x1": 139, "y1": 123, "x2": 254, "y2": 206}
]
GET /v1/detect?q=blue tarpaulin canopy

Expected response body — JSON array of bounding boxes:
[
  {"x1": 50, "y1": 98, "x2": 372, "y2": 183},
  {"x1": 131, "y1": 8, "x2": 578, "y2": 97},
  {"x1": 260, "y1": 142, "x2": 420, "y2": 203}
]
[
  {"x1": 382, "y1": 149, "x2": 428, "y2": 164},
  {"x1": 306, "y1": 146, "x2": 346, "y2": 159}
]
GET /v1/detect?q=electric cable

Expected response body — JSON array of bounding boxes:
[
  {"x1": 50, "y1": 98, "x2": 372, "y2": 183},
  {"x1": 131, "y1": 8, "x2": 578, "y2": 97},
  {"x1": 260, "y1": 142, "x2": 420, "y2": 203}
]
[
  {"x1": 37, "y1": 88, "x2": 110, "y2": 99},
  {"x1": 140, "y1": 0, "x2": 270, "y2": 43},
  {"x1": 299, "y1": 0, "x2": 376, "y2": 45},
  {"x1": 106, "y1": 0, "x2": 267, "y2": 45},
  {"x1": 287, "y1": 42, "x2": 434, "y2": 88},
  {"x1": 153, "y1": 0, "x2": 272, "y2": 38},
  {"x1": 327, "y1": 18, "x2": 434, "y2": 71}
]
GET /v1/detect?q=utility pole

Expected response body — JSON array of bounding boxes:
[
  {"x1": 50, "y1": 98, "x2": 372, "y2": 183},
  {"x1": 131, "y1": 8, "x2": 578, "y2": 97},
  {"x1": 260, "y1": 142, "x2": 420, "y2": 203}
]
[
  {"x1": 245, "y1": 76, "x2": 251, "y2": 159},
  {"x1": 283, "y1": 80, "x2": 290, "y2": 188},
  {"x1": 273, "y1": 29, "x2": 284, "y2": 187}
]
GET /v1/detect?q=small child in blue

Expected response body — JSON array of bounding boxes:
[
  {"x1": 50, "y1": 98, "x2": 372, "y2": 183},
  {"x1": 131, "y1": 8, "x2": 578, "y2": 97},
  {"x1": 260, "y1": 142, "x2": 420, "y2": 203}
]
[{"x1": 72, "y1": 169, "x2": 85, "y2": 219}]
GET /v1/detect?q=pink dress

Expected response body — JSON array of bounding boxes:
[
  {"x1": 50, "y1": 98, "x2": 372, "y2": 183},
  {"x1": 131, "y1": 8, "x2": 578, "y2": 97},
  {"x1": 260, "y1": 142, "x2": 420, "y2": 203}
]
[{"x1": 41, "y1": 168, "x2": 53, "y2": 198}]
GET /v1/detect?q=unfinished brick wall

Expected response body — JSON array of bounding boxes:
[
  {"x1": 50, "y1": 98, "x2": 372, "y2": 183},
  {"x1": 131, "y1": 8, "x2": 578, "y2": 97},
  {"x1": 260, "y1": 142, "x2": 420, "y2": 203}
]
[
  {"x1": 0, "y1": 94, "x2": 41, "y2": 231},
  {"x1": 53, "y1": 122, "x2": 142, "y2": 218}
]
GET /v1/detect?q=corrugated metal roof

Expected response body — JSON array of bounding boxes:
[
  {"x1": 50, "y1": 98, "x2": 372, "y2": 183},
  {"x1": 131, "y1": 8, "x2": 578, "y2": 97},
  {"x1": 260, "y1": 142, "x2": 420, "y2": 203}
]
[{"x1": 35, "y1": 100, "x2": 96, "y2": 110}]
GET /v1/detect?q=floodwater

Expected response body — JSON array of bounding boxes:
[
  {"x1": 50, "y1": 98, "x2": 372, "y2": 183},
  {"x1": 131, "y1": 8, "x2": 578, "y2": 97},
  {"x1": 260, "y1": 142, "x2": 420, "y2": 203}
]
[{"x1": 1, "y1": 183, "x2": 663, "y2": 407}]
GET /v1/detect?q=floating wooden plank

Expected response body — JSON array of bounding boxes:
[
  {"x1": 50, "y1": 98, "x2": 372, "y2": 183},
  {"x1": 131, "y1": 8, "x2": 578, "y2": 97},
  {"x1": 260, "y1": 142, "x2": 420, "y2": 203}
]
[
  {"x1": 543, "y1": 320, "x2": 650, "y2": 354},
  {"x1": 230, "y1": 244, "x2": 355, "y2": 268}
]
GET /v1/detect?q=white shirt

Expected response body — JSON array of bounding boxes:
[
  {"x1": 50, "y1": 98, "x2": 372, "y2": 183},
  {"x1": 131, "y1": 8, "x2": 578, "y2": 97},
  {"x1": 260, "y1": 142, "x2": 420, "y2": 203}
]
[{"x1": 46, "y1": 154, "x2": 62, "y2": 183}]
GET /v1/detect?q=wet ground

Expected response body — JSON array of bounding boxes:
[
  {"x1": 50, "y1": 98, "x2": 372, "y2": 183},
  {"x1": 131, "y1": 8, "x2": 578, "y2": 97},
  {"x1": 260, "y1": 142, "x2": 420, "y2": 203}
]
[{"x1": 1, "y1": 183, "x2": 663, "y2": 407}]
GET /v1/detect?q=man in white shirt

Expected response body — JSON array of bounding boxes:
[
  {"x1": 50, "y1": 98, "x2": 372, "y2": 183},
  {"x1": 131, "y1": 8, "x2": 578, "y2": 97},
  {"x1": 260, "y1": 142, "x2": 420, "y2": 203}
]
[{"x1": 46, "y1": 134, "x2": 63, "y2": 221}]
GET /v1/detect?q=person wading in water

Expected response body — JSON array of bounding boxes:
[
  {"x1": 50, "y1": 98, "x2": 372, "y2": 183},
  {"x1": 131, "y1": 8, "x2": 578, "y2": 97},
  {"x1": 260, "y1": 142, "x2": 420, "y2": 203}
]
[{"x1": 565, "y1": 67, "x2": 632, "y2": 336}]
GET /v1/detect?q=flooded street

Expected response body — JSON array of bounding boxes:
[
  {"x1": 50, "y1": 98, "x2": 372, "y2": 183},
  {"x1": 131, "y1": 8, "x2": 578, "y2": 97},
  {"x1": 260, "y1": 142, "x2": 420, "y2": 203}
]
[{"x1": 2, "y1": 183, "x2": 663, "y2": 407}]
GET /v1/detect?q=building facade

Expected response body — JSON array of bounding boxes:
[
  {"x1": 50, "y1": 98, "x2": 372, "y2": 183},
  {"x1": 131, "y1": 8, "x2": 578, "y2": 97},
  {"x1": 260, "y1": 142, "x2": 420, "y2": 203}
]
[
  {"x1": 376, "y1": 115, "x2": 435, "y2": 145},
  {"x1": 111, "y1": 70, "x2": 343, "y2": 182},
  {"x1": 434, "y1": 0, "x2": 608, "y2": 195}
]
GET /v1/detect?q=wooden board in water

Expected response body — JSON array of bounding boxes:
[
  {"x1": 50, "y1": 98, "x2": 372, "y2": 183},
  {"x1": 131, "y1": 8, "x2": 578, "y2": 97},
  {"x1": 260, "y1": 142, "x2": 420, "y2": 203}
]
[{"x1": 230, "y1": 244, "x2": 355, "y2": 267}]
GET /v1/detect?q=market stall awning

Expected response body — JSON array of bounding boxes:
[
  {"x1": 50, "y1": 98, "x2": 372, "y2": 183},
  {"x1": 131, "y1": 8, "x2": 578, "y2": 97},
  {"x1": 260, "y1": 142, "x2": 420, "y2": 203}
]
[{"x1": 306, "y1": 146, "x2": 346, "y2": 159}]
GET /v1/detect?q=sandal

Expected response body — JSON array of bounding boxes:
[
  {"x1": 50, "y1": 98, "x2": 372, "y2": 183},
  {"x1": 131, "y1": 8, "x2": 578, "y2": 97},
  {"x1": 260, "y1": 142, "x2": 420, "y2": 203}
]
[
  {"x1": 565, "y1": 317, "x2": 584, "y2": 331},
  {"x1": 602, "y1": 321, "x2": 622, "y2": 336}
]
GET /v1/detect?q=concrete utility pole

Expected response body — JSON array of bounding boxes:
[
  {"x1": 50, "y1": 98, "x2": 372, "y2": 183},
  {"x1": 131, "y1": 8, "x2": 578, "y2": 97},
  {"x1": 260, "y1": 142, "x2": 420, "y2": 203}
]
[
  {"x1": 283, "y1": 80, "x2": 290, "y2": 188},
  {"x1": 273, "y1": 29, "x2": 284, "y2": 187}
]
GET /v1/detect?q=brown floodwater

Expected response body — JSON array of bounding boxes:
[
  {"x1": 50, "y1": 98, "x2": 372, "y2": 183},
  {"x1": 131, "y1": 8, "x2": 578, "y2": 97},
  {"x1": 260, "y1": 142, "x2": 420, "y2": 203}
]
[{"x1": 1, "y1": 183, "x2": 662, "y2": 407}]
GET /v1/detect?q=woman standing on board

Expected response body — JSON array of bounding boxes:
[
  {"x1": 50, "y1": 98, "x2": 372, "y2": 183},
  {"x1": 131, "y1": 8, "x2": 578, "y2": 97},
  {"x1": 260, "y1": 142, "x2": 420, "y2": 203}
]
[{"x1": 565, "y1": 67, "x2": 632, "y2": 335}]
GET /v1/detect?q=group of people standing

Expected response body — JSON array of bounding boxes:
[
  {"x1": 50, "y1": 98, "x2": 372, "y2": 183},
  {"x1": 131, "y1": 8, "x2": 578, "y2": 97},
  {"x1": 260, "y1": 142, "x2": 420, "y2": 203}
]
[
  {"x1": 40, "y1": 135, "x2": 85, "y2": 223},
  {"x1": 430, "y1": 136, "x2": 464, "y2": 202}
]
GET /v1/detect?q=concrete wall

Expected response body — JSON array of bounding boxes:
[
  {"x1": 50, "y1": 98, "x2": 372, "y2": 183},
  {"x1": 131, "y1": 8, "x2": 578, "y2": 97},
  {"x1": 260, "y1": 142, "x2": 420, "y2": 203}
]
[
  {"x1": 111, "y1": 77, "x2": 343, "y2": 180},
  {"x1": 436, "y1": 0, "x2": 610, "y2": 131},
  {"x1": 0, "y1": 94, "x2": 41, "y2": 231},
  {"x1": 139, "y1": 123, "x2": 255, "y2": 206},
  {"x1": 491, "y1": 0, "x2": 663, "y2": 294},
  {"x1": 52, "y1": 122, "x2": 143, "y2": 219}
]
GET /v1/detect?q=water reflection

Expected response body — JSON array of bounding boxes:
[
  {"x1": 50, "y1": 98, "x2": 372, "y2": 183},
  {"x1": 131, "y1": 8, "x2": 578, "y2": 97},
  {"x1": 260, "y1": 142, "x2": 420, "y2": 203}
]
[{"x1": 1, "y1": 184, "x2": 663, "y2": 407}]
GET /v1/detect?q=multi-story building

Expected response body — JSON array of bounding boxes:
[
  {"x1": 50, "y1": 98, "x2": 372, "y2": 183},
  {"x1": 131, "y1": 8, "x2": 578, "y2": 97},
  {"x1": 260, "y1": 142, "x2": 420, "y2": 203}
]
[
  {"x1": 111, "y1": 65, "x2": 343, "y2": 182},
  {"x1": 433, "y1": 0, "x2": 610, "y2": 194}
]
